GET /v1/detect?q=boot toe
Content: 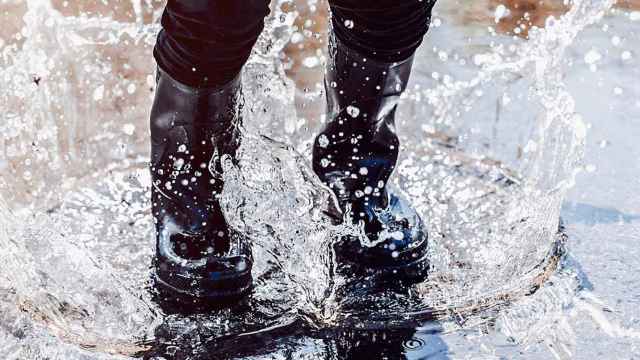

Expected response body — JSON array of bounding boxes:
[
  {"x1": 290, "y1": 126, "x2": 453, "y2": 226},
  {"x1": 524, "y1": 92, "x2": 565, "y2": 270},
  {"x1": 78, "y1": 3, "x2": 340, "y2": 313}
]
[
  {"x1": 335, "y1": 191, "x2": 430, "y2": 281},
  {"x1": 155, "y1": 227, "x2": 253, "y2": 306}
]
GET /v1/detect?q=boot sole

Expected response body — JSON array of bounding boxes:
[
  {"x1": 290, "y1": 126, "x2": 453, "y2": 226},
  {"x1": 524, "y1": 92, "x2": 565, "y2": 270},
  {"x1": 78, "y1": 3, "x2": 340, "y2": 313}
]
[
  {"x1": 336, "y1": 247, "x2": 430, "y2": 285},
  {"x1": 153, "y1": 268, "x2": 253, "y2": 311}
]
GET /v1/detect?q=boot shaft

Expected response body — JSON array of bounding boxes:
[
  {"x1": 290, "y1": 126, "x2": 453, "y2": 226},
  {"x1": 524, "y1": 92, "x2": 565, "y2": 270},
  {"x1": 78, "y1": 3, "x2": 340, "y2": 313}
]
[
  {"x1": 150, "y1": 69, "x2": 244, "y2": 169},
  {"x1": 150, "y1": 69, "x2": 244, "y2": 251},
  {"x1": 325, "y1": 34, "x2": 415, "y2": 125},
  {"x1": 314, "y1": 35, "x2": 415, "y2": 213},
  {"x1": 314, "y1": 35, "x2": 429, "y2": 277},
  {"x1": 150, "y1": 69, "x2": 254, "y2": 304}
]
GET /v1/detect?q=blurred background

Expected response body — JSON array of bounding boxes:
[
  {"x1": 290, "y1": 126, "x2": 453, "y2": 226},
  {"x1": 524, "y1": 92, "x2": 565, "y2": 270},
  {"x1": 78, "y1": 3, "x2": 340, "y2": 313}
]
[
  {"x1": 1, "y1": 0, "x2": 637, "y2": 124},
  {"x1": 0, "y1": 0, "x2": 639, "y2": 358}
]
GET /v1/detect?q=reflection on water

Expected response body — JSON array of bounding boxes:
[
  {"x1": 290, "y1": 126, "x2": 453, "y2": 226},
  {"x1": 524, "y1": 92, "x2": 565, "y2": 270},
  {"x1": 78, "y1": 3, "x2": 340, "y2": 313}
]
[{"x1": 0, "y1": 0, "x2": 637, "y2": 359}]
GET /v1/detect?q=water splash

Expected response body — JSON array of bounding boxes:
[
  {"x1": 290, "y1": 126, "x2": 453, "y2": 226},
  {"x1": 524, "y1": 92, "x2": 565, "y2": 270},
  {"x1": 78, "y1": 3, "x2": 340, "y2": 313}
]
[{"x1": 0, "y1": 0, "x2": 634, "y2": 358}]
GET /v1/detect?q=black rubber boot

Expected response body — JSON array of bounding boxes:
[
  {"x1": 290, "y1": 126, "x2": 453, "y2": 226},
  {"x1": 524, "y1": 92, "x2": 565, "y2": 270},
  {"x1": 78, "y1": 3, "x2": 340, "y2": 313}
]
[
  {"x1": 150, "y1": 68, "x2": 252, "y2": 307},
  {"x1": 313, "y1": 35, "x2": 429, "y2": 281}
]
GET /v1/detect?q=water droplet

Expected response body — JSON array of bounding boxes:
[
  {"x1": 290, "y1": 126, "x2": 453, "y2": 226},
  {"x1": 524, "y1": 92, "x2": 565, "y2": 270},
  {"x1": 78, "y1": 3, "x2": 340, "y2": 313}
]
[
  {"x1": 237, "y1": 260, "x2": 247, "y2": 271},
  {"x1": 173, "y1": 158, "x2": 185, "y2": 170},
  {"x1": 127, "y1": 83, "x2": 136, "y2": 94},
  {"x1": 359, "y1": 167, "x2": 368, "y2": 175},
  {"x1": 494, "y1": 5, "x2": 508, "y2": 23},
  {"x1": 611, "y1": 36, "x2": 621, "y2": 47},
  {"x1": 177, "y1": 144, "x2": 187, "y2": 153},
  {"x1": 318, "y1": 134, "x2": 329, "y2": 148},
  {"x1": 344, "y1": 20, "x2": 354, "y2": 29},
  {"x1": 291, "y1": 32, "x2": 304, "y2": 44},
  {"x1": 122, "y1": 123, "x2": 135, "y2": 136},
  {"x1": 302, "y1": 56, "x2": 320, "y2": 68},
  {"x1": 92, "y1": 85, "x2": 104, "y2": 101},
  {"x1": 584, "y1": 49, "x2": 602, "y2": 64},
  {"x1": 165, "y1": 182, "x2": 172, "y2": 190},
  {"x1": 346, "y1": 105, "x2": 360, "y2": 118}
]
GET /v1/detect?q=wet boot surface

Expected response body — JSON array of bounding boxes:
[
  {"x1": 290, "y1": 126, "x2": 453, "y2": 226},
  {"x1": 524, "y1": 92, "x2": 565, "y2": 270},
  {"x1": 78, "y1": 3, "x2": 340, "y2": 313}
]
[
  {"x1": 150, "y1": 69, "x2": 253, "y2": 309},
  {"x1": 312, "y1": 35, "x2": 430, "y2": 282}
]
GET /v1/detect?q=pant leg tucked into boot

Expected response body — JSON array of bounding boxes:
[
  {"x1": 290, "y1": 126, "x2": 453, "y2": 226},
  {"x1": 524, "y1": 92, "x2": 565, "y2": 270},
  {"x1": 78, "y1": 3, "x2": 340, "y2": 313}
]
[{"x1": 150, "y1": 0, "x2": 271, "y2": 307}]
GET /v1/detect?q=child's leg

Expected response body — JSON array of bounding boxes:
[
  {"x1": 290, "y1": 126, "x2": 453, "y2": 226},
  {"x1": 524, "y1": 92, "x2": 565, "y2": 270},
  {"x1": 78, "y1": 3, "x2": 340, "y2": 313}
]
[
  {"x1": 329, "y1": 0, "x2": 436, "y2": 62},
  {"x1": 153, "y1": 0, "x2": 271, "y2": 88},
  {"x1": 150, "y1": 0, "x2": 271, "y2": 306},
  {"x1": 313, "y1": 0, "x2": 437, "y2": 279}
]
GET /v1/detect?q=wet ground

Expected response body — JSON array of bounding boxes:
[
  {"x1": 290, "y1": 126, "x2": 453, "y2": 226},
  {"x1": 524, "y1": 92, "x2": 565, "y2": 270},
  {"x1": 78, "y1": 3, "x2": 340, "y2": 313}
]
[{"x1": 1, "y1": 0, "x2": 639, "y2": 359}]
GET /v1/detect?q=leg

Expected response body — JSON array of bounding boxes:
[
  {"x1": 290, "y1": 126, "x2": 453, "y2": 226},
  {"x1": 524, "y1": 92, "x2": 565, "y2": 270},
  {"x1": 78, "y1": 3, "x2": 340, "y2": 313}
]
[
  {"x1": 150, "y1": 0, "x2": 270, "y2": 308},
  {"x1": 154, "y1": 0, "x2": 270, "y2": 87},
  {"x1": 329, "y1": 0, "x2": 435, "y2": 62},
  {"x1": 314, "y1": 0, "x2": 436, "y2": 279}
]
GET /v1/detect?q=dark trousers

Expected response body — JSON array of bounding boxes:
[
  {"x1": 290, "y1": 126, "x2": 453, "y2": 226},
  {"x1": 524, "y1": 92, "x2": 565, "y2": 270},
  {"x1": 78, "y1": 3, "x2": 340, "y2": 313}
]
[{"x1": 154, "y1": 0, "x2": 436, "y2": 88}]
